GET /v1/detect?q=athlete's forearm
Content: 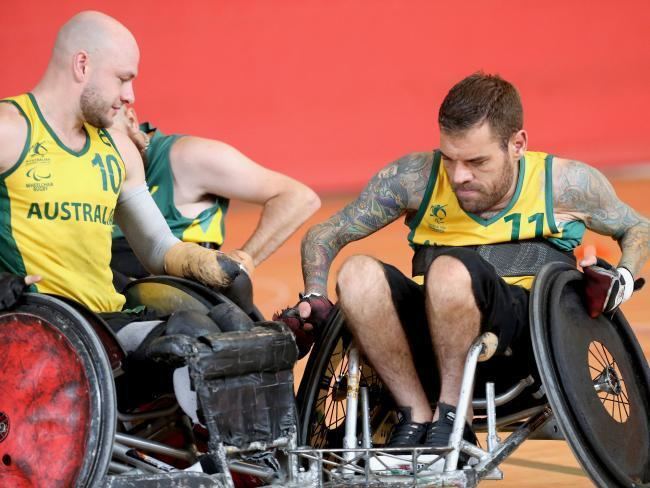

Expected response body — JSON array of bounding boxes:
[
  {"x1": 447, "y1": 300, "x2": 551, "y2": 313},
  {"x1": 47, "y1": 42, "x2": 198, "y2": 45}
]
[
  {"x1": 240, "y1": 186, "x2": 320, "y2": 266},
  {"x1": 618, "y1": 221, "x2": 650, "y2": 276},
  {"x1": 115, "y1": 185, "x2": 179, "y2": 274},
  {"x1": 301, "y1": 152, "x2": 430, "y2": 295},
  {"x1": 301, "y1": 220, "x2": 347, "y2": 295}
]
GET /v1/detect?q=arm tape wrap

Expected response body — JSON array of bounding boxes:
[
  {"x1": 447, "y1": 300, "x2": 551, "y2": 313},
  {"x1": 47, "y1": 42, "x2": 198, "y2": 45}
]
[{"x1": 114, "y1": 184, "x2": 180, "y2": 275}]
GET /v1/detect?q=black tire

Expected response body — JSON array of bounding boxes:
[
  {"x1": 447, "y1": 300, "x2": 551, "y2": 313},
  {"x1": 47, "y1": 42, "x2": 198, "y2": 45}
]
[
  {"x1": 297, "y1": 306, "x2": 395, "y2": 448},
  {"x1": 0, "y1": 294, "x2": 116, "y2": 487},
  {"x1": 531, "y1": 262, "x2": 650, "y2": 487}
]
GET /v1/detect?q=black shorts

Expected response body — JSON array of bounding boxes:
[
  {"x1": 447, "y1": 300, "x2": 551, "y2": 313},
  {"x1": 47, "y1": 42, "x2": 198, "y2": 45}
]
[{"x1": 381, "y1": 247, "x2": 535, "y2": 398}]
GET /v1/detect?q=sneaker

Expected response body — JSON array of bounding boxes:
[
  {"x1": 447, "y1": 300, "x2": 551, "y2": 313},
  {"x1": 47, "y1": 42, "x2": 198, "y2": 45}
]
[
  {"x1": 386, "y1": 407, "x2": 428, "y2": 448},
  {"x1": 424, "y1": 403, "x2": 477, "y2": 468},
  {"x1": 369, "y1": 408, "x2": 439, "y2": 475}
]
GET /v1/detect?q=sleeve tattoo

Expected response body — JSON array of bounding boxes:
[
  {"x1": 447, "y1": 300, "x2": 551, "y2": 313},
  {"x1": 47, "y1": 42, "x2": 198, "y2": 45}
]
[
  {"x1": 554, "y1": 160, "x2": 650, "y2": 275},
  {"x1": 301, "y1": 152, "x2": 431, "y2": 294}
]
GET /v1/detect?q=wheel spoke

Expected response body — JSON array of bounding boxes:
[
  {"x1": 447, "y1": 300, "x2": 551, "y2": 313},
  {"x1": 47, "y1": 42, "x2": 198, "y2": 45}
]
[
  {"x1": 588, "y1": 348, "x2": 607, "y2": 369},
  {"x1": 600, "y1": 342, "x2": 614, "y2": 366}
]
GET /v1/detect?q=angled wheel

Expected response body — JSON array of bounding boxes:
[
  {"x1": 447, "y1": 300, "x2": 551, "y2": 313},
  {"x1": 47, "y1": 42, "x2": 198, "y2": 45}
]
[
  {"x1": 0, "y1": 294, "x2": 116, "y2": 487},
  {"x1": 296, "y1": 306, "x2": 395, "y2": 448},
  {"x1": 123, "y1": 275, "x2": 264, "y2": 321},
  {"x1": 531, "y1": 262, "x2": 650, "y2": 487}
]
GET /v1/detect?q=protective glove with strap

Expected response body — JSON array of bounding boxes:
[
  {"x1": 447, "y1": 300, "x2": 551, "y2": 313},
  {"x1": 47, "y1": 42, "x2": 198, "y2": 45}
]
[
  {"x1": 273, "y1": 293, "x2": 334, "y2": 358},
  {"x1": 583, "y1": 259, "x2": 645, "y2": 318}
]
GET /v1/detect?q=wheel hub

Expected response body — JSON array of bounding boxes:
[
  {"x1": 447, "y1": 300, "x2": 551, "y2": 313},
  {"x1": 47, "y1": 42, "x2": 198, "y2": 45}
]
[{"x1": 593, "y1": 365, "x2": 622, "y2": 395}]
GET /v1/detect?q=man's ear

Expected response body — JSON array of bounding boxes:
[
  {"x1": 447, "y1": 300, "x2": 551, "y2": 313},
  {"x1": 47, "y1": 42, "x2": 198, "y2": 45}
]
[
  {"x1": 511, "y1": 129, "x2": 528, "y2": 158},
  {"x1": 125, "y1": 107, "x2": 139, "y2": 132},
  {"x1": 72, "y1": 50, "x2": 90, "y2": 82}
]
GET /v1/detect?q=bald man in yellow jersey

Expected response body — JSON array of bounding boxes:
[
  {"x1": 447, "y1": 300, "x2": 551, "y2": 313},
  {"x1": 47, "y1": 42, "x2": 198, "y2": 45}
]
[
  {"x1": 294, "y1": 73, "x2": 650, "y2": 457},
  {"x1": 0, "y1": 12, "x2": 253, "y2": 335}
]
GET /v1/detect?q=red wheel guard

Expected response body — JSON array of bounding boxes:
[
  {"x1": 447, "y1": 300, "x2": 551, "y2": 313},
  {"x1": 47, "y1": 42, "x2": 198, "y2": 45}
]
[{"x1": 0, "y1": 314, "x2": 91, "y2": 487}]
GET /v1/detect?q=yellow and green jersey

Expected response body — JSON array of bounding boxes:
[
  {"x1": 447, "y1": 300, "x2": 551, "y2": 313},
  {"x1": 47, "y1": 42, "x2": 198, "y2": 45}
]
[
  {"x1": 0, "y1": 93, "x2": 126, "y2": 312},
  {"x1": 112, "y1": 124, "x2": 228, "y2": 246},
  {"x1": 407, "y1": 150, "x2": 585, "y2": 288}
]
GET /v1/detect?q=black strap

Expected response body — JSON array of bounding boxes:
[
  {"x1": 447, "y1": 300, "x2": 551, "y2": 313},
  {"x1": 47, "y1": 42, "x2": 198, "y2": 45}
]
[{"x1": 412, "y1": 240, "x2": 576, "y2": 278}]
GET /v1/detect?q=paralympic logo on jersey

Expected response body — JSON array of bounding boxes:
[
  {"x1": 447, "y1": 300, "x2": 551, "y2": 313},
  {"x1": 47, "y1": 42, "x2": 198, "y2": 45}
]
[
  {"x1": 30, "y1": 141, "x2": 48, "y2": 157},
  {"x1": 26, "y1": 166, "x2": 51, "y2": 182},
  {"x1": 428, "y1": 203, "x2": 447, "y2": 233}
]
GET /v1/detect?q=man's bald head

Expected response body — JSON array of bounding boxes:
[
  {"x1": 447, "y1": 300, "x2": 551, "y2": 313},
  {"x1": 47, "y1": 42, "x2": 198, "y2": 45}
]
[
  {"x1": 52, "y1": 11, "x2": 139, "y2": 64},
  {"x1": 38, "y1": 11, "x2": 140, "y2": 129}
]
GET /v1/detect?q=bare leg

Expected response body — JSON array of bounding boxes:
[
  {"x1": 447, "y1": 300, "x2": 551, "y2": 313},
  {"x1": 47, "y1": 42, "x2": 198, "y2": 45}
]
[
  {"x1": 425, "y1": 255, "x2": 480, "y2": 421},
  {"x1": 337, "y1": 255, "x2": 432, "y2": 423}
]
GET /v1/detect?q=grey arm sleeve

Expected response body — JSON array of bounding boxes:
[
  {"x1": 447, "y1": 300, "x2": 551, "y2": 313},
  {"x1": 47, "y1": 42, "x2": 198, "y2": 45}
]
[{"x1": 114, "y1": 184, "x2": 180, "y2": 274}]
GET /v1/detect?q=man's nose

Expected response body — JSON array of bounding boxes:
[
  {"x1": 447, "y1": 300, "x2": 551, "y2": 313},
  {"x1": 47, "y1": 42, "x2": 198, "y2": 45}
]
[
  {"x1": 121, "y1": 82, "x2": 135, "y2": 105},
  {"x1": 451, "y1": 162, "x2": 473, "y2": 185}
]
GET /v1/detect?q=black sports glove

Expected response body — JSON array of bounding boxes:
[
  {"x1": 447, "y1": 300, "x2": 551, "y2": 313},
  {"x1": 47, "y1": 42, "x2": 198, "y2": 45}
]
[
  {"x1": 0, "y1": 273, "x2": 27, "y2": 311},
  {"x1": 273, "y1": 293, "x2": 334, "y2": 359}
]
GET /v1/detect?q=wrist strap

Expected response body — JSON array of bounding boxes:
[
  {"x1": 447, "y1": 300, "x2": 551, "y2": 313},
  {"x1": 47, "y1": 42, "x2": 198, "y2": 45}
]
[
  {"x1": 300, "y1": 292, "x2": 324, "y2": 300},
  {"x1": 617, "y1": 267, "x2": 635, "y2": 302}
]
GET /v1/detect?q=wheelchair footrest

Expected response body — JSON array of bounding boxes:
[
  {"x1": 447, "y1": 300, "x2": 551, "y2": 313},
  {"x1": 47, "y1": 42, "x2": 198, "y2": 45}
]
[{"x1": 101, "y1": 472, "x2": 228, "y2": 487}]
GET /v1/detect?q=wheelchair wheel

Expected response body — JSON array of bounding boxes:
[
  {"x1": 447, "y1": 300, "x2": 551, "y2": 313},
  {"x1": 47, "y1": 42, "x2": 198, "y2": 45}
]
[
  {"x1": 0, "y1": 294, "x2": 116, "y2": 487},
  {"x1": 297, "y1": 306, "x2": 395, "y2": 448},
  {"x1": 531, "y1": 262, "x2": 650, "y2": 487},
  {"x1": 123, "y1": 276, "x2": 264, "y2": 321}
]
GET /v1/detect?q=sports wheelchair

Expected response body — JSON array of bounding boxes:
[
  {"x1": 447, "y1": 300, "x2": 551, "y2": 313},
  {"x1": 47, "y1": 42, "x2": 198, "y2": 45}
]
[
  {"x1": 0, "y1": 263, "x2": 648, "y2": 487},
  {"x1": 296, "y1": 262, "x2": 650, "y2": 487},
  {"x1": 0, "y1": 275, "x2": 300, "y2": 488}
]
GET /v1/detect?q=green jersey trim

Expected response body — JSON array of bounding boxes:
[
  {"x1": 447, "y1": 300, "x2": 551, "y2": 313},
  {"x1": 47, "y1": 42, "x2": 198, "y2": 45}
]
[
  {"x1": 27, "y1": 93, "x2": 90, "y2": 157},
  {"x1": 544, "y1": 154, "x2": 559, "y2": 234},
  {"x1": 407, "y1": 151, "x2": 441, "y2": 245},
  {"x1": 547, "y1": 220, "x2": 585, "y2": 251},
  {"x1": 0, "y1": 179, "x2": 28, "y2": 276},
  {"x1": 0, "y1": 100, "x2": 32, "y2": 181}
]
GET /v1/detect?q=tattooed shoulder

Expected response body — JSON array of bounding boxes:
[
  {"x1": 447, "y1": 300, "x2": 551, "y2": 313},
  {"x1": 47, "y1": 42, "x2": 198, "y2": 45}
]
[
  {"x1": 384, "y1": 151, "x2": 433, "y2": 208},
  {"x1": 553, "y1": 158, "x2": 641, "y2": 236}
]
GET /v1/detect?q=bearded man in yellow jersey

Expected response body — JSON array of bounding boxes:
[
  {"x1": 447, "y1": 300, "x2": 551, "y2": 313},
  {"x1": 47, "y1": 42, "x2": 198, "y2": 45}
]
[
  {"x1": 0, "y1": 12, "x2": 255, "y2": 349},
  {"x1": 291, "y1": 73, "x2": 650, "y2": 454}
]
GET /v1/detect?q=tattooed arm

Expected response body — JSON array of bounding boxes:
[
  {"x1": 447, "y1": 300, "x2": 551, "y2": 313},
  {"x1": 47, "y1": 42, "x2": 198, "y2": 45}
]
[
  {"x1": 553, "y1": 158, "x2": 650, "y2": 276},
  {"x1": 301, "y1": 152, "x2": 432, "y2": 295}
]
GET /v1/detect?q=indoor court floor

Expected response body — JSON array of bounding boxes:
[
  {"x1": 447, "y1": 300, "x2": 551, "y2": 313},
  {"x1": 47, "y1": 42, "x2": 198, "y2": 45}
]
[{"x1": 226, "y1": 171, "x2": 650, "y2": 488}]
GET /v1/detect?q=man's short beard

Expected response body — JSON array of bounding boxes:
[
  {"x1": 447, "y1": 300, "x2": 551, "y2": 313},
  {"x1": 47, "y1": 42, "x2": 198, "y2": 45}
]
[
  {"x1": 80, "y1": 84, "x2": 113, "y2": 128},
  {"x1": 455, "y1": 153, "x2": 515, "y2": 214}
]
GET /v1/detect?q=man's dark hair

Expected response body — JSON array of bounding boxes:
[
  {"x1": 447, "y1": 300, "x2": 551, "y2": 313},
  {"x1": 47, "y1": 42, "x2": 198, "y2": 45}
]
[{"x1": 438, "y1": 72, "x2": 523, "y2": 149}]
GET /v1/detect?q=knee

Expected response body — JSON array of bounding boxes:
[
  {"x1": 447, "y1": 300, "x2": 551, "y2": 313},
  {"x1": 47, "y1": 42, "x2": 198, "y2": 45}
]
[
  {"x1": 336, "y1": 255, "x2": 385, "y2": 298},
  {"x1": 425, "y1": 255, "x2": 474, "y2": 306}
]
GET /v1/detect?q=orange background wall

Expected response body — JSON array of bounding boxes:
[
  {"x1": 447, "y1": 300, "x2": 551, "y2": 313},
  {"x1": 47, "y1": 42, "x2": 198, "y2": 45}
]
[{"x1": 2, "y1": 0, "x2": 649, "y2": 192}]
